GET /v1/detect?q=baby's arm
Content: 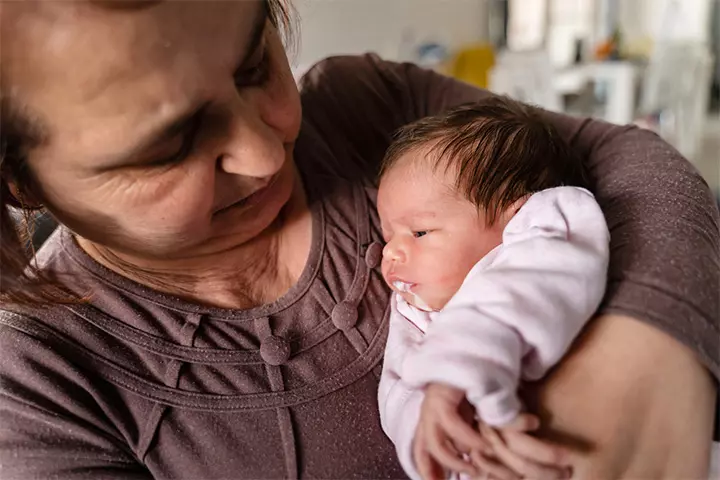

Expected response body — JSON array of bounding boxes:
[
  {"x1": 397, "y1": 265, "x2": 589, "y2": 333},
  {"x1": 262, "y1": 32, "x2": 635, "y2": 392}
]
[
  {"x1": 402, "y1": 187, "x2": 610, "y2": 426},
  {"x1": 382, "y1": 297, "x2": 574, "y2": 480},
  {"x1": 378, "y1": 298, "x2": 434, "y2": 480},
  {"x1": 381, "y1": 298, "x2": 495, "y2": 479}
]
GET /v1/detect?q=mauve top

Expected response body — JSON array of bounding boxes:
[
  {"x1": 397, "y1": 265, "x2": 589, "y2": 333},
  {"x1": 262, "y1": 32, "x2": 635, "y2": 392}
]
[{"x1": 1, "y1": 55, "x2": 718, "y2": 480}]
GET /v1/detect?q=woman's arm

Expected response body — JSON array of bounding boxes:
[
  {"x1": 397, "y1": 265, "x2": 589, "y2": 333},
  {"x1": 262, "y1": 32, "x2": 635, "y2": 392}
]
[
  {"x1": 531, "y1": 114, "x2": 719, "y2": 476},
  {"x1": 527, "y1": 313, "x2": 716, "y2": 478}
]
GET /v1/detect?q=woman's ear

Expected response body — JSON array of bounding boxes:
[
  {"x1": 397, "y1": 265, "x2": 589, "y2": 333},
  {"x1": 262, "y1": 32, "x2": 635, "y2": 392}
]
[{"x1": 4, "y1": 180, "x2": 43, "y2": 210}]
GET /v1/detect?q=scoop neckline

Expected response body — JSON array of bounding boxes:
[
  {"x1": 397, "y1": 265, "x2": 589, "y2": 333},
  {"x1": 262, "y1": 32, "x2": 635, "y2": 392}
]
[{"x1": 60, "y1": 197, "x2": 326, "y2": 322}]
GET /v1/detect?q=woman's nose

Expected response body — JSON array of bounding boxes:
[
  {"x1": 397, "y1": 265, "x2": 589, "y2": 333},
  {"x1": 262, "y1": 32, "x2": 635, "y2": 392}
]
[
  {"x1": 383, "y1": 240, "x2": 406, "y2": 264},
  {"x1": 215, "y1": 100, "x2": 286, "y2": 178}
]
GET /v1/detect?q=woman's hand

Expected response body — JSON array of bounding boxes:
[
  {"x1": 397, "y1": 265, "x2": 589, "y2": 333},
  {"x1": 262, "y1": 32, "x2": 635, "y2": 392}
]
[{"x1": 524, "y1": 314, "x2": 717, "y2": 478}]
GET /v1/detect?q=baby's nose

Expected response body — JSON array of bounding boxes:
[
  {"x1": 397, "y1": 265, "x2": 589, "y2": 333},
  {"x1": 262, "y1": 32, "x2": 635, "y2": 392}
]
[{"x1": 382, "y1": 240, "x2": 405, "y2": 263}]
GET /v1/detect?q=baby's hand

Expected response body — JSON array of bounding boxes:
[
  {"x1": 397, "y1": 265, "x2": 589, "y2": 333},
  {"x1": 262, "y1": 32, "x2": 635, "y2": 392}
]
[
  {"x1": 413, "y1": 383, "x2": 487, "y2": 480},
  {"x1": 471, "y1": 414, "x2": 573, "y2": 480}
]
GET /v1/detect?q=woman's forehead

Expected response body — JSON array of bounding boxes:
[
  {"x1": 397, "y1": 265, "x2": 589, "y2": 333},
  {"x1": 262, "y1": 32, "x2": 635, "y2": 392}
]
[
  {"x1": 1, "y1": 0, "x2": 264, "y2": 156},
  {"x1": 3, "y1": 1, "x2": 260, "y2": 92}
]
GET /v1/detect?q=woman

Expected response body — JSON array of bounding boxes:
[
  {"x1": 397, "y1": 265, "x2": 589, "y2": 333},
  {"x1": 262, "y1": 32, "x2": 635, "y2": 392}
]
[{"x1": 0, "y1": 1, "x2": 717, "y2": 479}]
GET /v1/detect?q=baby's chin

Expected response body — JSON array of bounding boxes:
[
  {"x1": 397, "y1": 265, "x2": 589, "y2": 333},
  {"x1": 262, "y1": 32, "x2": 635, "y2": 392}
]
[{"x1": 398, "y1": 291, "x2": 442, "y2": 312}]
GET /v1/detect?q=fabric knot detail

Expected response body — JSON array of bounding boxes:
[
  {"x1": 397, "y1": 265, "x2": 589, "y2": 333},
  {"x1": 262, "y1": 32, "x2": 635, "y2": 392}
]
[
  {"x1": 259, "y1": 335, "x2": 291, "y2": 366},
  {"x1": 331, "y1": 301, "x2": 358, "y2": 331},
  {"x1": 364, "y1": 242, "x2": 384, "y2": 269}
]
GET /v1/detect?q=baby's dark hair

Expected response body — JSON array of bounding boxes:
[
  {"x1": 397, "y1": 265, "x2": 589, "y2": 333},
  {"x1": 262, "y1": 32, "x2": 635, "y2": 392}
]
[{"x1": 380, "y1": 96, "x2": 589, "y2": 224}]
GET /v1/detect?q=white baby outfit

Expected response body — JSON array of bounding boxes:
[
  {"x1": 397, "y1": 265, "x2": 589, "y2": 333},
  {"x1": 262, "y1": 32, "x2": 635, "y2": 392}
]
[{"x1": 378, "y1": 186, "x2": 610, "y2": 479}]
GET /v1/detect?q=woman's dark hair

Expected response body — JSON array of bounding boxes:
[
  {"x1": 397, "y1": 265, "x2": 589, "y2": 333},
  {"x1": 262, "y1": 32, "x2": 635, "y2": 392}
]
[
  {"x1": 380, "y1": 96, "x2": 589, "y2": 224},
  {"x1": 0, "y1": 0, "x2": 296, "y2": 306}
]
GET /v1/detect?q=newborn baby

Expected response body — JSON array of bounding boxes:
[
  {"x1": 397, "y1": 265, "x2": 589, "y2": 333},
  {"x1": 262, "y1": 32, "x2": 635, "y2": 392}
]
[{"x1": 377, "y1": 97, "x2": 610, "y2": 480}]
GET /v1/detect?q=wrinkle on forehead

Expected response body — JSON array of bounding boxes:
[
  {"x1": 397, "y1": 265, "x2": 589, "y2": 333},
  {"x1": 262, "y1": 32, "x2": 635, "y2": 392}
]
[
  {"x1": 2, "y1": 1, "x2": 250, "y2": 102},
  {"x1": 1, "y1": 0, "x2": 257, "y2": 159}
]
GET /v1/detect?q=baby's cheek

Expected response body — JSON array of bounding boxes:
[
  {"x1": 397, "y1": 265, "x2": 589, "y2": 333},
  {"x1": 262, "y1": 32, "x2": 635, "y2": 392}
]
[
  {"x1": 428, "y1": 267, "x2": 470, "y2": 306},
  {"x1": 418, "y1": 278, "x2": 457, "y2": 310}
]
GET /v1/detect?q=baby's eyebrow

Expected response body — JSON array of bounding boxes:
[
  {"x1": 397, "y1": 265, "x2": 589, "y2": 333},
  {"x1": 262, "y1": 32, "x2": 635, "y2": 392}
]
[{"x1": 399, "y1": 211, "x2": 438, "y2": 222}]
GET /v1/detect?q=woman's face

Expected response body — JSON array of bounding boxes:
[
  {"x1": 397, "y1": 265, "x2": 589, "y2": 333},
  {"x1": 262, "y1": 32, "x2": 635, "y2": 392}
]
[{"x1": 1, "y1": 0, "x2": 302, "y2": 260}]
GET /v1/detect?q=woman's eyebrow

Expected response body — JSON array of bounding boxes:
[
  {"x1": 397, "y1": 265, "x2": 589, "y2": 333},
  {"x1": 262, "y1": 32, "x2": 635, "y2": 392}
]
[
  {"x1": 100, "y1": 102, "x2": 210, "y2": 170},
  {"x1": 98, "y1": 1, "x2": 269, "y2": 170},
  {"x1": 238, "y1": 0, "x2": 269, "y2": 67}
]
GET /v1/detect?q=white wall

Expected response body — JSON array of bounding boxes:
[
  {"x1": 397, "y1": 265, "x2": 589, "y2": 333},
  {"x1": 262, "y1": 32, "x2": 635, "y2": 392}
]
[
  {"x1": 292, "y1": 0, "x2": 489, "y2": 77},
  {"x1": 619, "y1": 0, "x2": 713, "y2": 45}
]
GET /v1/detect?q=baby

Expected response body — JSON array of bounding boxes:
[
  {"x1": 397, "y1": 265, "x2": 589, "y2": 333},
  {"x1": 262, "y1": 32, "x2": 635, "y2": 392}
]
[{"x1": 377, "y1": 96, "x2": 610, "y2": 480}]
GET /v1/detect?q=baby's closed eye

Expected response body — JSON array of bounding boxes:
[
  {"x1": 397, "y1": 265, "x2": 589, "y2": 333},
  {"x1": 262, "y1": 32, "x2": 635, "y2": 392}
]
[{"x1": 412, "y1": 231, "x2": 429, "y2": 238}]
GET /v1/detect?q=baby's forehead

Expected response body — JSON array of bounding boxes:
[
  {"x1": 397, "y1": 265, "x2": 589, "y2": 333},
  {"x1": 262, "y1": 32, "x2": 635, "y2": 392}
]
[
  {"x1": 384, "y1": 150, "x2": 457, "y2": 192},
  {"x1": 380, "y1": 163, "x2": 465, "y2": 213}
]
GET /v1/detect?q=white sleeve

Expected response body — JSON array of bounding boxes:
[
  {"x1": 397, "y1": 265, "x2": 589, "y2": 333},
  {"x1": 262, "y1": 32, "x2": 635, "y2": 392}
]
[
  {"x1": 401, "y1": 187, "x2": 610, "y2": 427},
  {"x1": 378, "y1": 296, "x2": 427, "y2": 480}
]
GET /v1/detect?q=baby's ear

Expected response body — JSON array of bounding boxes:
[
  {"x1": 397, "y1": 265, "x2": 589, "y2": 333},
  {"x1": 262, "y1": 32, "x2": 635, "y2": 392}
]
[
  {"x1": 495, "y1": 195, "x2": 531, "y2": 229},
  {"x1": 509, "y1": 195, "x2": 531, "y2": 215}
]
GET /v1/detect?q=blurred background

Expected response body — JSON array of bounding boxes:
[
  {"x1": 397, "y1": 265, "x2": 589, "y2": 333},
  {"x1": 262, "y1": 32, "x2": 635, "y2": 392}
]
[{"x1": 292, "y1": 0, "x2": 720, "y2": 195}]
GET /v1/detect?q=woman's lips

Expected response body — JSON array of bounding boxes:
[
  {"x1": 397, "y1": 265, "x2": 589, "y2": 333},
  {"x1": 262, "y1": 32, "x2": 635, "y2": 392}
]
[{"x1": 213, "y1": 175, "x2": 278, "y2": 216}]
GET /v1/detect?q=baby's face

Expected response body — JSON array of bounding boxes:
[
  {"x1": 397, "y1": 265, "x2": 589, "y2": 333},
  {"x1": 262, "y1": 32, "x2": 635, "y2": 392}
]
[{"x1": 378, "y1": 153, "x2": 506, "y2": 311}]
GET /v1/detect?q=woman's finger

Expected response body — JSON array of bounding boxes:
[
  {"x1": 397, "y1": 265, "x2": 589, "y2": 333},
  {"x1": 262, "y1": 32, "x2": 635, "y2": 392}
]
[
  {"x1": 469, "y1": 449, "x2": 522, "y2": 480},
  {"x1": 481, "y1": 424, "x2": 568, "y2": 480}
]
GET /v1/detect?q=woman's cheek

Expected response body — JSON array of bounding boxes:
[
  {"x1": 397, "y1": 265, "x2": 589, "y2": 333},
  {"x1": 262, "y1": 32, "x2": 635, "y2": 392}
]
[
  {"x1": 123, "y1": 167, "x2": 215, "y2": 236},
  {"x1": 145, "y1": 186, "x2": 212, "y2": 233}
]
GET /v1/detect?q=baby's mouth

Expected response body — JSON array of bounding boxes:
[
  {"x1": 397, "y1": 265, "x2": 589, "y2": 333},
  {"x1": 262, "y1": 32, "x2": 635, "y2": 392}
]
[
  {"x1": 391, "y1": 280, "x2": 434, "y2": 312},
  {"x1": 392, "y1": 280, "x2": 415, "y2": 293}
]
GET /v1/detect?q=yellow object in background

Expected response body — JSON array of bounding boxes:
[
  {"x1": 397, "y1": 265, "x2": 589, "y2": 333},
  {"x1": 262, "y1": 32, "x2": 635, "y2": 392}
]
[{"x1": 448, "y1": 44, "x2": 495, "y2": 89}]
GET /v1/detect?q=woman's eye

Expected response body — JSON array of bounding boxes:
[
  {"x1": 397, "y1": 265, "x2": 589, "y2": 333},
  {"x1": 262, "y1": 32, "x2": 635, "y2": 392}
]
[
  {"x1": 234, "y1": 48, "x2": 271, "y2": 87},
  {"x1": 145, "y1": 116, "x2": 202, "y2": 168},
  {"x1": 412, "y1": 231, "x2": 428, "y2": 238},
  {"x1": 147, "y1": 134, "x2": 194, "y2": 168}
]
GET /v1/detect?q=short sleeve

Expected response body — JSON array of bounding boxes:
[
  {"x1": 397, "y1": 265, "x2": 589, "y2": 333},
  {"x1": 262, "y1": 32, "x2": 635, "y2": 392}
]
[{"x1": 297, "y1": 54, "x2": 720, "y2": 381}]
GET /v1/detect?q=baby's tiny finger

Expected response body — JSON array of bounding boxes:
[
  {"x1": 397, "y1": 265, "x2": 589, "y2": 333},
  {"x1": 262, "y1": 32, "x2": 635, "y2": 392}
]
[
  {"x1": 414, "y1": 437, "x2": 436, "y2": 480},
  {"x1": 417, "y1": 449, "x2": 448, "y2": 480},
  {"x1": 481, "y1": 425, "x2": 568, "y2": 480},
  {"x1": 503, "y1": 430, "x2": 571, "y2": 466},
  {"x1": 442, "y1": 411, "x2": 489, "y2": 452},
  {"x1": 504, "y1": 413, "x2": 540, "y2": 432},
  {"x1": 426, "y1": 429, "x2": 477, "y2": 476},
  {"x1": 469, "y1": 450, "x2": 521, "y2": 480}
]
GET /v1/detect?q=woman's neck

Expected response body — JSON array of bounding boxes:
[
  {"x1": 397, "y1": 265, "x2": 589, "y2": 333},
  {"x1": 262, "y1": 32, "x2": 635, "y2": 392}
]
[{"x1": 77, "y1": 185, "x2": 313, "y2": 310}]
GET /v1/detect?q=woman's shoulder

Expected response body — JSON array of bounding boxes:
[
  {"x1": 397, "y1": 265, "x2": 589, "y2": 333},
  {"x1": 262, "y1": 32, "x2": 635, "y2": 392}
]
[
  {"x1": 0, "y1": 307, "x2": 147, "y2": 476},
  {"x1": 297, "y1": 53, "x2": 398, "y2": 102},
  {"x1": 295, "y1": 54, "x2": 492, "y2": 183},
  {"x1": 0, "y1": 306, "x2": 105, "y2": 407},
  {"x1": 295, "y1": 54, "x2": 406, "y2": 183},
  {"x1": 0, "y1": 308, "x2": 75, "y2": 370}
]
